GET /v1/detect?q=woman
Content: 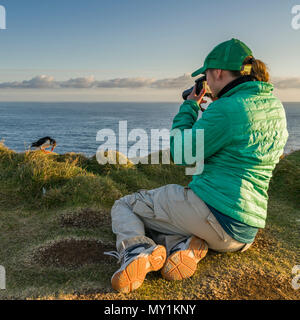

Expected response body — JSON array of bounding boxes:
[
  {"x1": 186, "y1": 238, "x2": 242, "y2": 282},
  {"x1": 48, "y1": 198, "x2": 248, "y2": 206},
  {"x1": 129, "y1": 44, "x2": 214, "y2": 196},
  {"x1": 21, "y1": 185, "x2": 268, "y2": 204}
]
[{"x1": 105, "y1": 38, "x2": 289, "y2": 293}]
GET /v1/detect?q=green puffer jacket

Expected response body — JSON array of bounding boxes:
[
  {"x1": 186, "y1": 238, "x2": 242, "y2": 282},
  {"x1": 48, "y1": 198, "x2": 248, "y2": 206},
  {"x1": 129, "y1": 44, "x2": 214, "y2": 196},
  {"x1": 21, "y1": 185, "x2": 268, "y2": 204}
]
[{"x1": 170, "y1": 81, "x2": 289, "y2": 228}]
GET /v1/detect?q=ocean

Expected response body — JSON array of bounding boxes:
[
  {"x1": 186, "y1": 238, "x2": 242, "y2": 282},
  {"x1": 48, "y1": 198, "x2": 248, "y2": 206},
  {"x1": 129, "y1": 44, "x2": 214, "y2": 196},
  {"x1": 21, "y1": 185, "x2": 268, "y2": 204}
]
[{"x1": 0, "y1": 102, "x2": 299, "y2": 158}]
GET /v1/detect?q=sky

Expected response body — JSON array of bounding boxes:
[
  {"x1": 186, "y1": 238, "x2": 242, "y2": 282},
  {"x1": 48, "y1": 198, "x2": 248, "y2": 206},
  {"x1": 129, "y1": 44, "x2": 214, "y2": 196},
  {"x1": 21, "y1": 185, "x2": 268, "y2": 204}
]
[{"x1": 0, "y1": 0, "x2": 299, "y2": 102}]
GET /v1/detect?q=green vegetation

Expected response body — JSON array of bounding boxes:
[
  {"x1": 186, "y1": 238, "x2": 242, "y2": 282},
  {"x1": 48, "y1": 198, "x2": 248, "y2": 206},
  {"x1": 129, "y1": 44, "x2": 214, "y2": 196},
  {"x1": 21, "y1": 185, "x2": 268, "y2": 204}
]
[{"x1": 0, "y1": 141, "x2": 299, "y2": 300}]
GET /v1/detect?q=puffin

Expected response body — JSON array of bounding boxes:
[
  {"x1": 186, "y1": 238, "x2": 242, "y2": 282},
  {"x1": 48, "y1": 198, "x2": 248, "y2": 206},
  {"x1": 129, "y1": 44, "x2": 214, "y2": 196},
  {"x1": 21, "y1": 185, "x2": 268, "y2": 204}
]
[{"x1": 31, "y1": 136, "x2": 57, "y2": 154}]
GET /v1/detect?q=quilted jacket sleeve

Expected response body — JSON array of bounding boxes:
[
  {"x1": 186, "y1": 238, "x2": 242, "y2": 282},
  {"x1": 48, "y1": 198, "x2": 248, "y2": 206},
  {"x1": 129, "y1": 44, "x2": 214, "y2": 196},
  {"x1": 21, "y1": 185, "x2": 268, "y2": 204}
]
[{"x1": 170, "y1": 99, "x2": 232, "y2": 165}]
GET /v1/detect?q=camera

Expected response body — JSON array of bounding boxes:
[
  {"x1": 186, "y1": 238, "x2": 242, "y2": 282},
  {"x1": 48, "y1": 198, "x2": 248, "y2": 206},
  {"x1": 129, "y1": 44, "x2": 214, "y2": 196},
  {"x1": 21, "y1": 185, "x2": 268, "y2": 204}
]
[{"x1": 182, "y1": 76, "x2": 213, "y2": 100}]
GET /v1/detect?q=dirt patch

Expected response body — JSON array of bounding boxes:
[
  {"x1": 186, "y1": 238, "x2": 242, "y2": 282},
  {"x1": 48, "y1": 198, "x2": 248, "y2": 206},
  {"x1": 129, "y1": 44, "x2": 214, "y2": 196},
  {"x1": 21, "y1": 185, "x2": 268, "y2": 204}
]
[
  {"x1": 195, "y1": 230, "x2": 299, "y2": 300},
  {"x1": 251, "y1": 228, "x2": 278, "y2": 251},
  {"x1": 60, "y1": 208, "x2": 111, "y2": 228},
  {"x1": 197, "y1": 266, "x2": 298, "y2": 300},
  {"x1": 227, "y1": 268, "x2": 298, "y2": 299},
  {"x1": 32, "y1": 239, "x2": 116, "y2": 267}
]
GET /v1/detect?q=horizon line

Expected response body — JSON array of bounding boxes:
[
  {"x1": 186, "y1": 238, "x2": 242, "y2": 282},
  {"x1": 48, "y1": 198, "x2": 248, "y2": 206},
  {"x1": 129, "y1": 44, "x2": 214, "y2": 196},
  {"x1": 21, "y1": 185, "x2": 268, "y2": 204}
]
[{"x1": 0, "y1": 100, "x2": 299, "y2": 104}]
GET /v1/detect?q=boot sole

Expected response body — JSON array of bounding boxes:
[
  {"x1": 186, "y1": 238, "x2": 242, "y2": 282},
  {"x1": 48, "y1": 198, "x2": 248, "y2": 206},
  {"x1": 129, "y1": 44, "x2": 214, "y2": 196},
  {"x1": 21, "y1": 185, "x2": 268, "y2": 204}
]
[
  {"x1": 111, "y1": 245, "x2": 166, "y2": 293},
  {"x1": 161, "y1": 236, "x2": 208, "y2": 281}
]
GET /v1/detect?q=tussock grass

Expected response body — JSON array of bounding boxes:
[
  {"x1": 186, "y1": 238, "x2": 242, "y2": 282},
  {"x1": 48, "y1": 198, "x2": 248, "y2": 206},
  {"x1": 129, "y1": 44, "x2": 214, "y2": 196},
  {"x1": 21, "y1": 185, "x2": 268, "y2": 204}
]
[{"x1": 0, "y1": 141, "x2": 299, "y2": 300}]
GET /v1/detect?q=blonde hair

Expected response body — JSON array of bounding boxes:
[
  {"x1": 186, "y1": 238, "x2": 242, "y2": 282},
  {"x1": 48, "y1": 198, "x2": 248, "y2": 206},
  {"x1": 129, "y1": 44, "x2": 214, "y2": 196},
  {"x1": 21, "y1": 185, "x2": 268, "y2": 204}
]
[{"x1": 230, "y1": 56, "x2": 270, "y2": 83}]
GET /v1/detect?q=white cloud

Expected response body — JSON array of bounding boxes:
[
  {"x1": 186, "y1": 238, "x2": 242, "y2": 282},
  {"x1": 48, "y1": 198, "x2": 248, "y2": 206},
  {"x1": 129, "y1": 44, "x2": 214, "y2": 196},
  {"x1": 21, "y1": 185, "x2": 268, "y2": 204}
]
[
  {"x1": 95, "y1": 77, "x2": 155, "y2": 88},
  {"x1": 272, "y1": 77, "x2": 300, "y2": 89},
  {"x1": 60, "y1": 76, "x2": 96, "y2": 88},
  {"x1": 0, "y1": 75, "x2": 58, "y2": 89},
  {"x1": 150, "y1": 73, "x2": 192, "y2": 89}
]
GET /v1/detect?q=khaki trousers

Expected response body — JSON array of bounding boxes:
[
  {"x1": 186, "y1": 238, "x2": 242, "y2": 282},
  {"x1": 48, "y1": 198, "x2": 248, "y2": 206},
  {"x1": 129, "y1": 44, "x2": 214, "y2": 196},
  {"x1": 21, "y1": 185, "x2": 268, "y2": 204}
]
[{"x1": 111, "y1": 184, "x2": 252, "y2": 255}]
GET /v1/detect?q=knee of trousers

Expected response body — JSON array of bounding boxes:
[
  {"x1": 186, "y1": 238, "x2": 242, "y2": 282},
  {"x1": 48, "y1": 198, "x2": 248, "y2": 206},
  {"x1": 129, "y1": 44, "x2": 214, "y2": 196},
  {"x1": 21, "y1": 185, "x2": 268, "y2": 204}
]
[{"x1": 111, "y1": 193, "x2": 137, "y2": 214}]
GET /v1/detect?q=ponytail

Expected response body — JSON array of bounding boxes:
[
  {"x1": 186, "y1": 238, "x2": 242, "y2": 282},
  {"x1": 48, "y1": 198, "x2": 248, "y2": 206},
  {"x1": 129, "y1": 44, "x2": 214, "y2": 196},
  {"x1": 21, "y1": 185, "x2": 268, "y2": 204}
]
[{"x1": 230, "y1": 56, "x2": 270, "y2": 83}]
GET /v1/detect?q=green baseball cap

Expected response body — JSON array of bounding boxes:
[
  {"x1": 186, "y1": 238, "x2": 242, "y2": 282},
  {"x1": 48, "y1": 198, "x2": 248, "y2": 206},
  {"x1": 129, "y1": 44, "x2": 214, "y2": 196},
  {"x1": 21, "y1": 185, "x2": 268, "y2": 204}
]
[{"x1": 191, "y1": 38, "x2": 253, "y2": 77}]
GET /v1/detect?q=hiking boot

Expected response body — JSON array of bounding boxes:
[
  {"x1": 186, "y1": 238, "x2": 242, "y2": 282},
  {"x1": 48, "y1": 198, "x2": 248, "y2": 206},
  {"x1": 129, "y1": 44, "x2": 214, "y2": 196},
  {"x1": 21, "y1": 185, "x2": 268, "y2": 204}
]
[
  {"x1": 161, "y1": 236, "x2": 208, "y2": 281},
  {"x1": 104, "y1": 243, "x2": 166, "y2": 293}
]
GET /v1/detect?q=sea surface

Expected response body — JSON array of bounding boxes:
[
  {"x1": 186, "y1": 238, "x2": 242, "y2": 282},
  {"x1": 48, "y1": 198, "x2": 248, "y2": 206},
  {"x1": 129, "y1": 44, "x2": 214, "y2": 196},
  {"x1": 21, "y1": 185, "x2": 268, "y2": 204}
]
[{"x1": 0, "y1": 102, "x2": 299, "y2": 158}]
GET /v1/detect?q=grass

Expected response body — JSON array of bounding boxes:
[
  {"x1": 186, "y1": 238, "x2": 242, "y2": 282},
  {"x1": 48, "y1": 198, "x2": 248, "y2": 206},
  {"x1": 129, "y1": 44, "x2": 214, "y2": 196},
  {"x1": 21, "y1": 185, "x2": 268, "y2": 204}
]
[{"x1": 0, "y1": 141, "x2": 299, "y2": 300}]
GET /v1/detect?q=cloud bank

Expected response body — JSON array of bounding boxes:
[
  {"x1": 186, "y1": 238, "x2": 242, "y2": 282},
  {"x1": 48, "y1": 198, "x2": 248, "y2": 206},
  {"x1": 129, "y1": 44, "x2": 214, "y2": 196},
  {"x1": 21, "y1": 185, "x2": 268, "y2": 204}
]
[
  {"x1": 0, "y1": 74, "x2": 193, "y2": 90},
  {"x1": 0, "y1": 74, "x2": 299, "y2": 90},
  {"x1": 272, "y1": 77, "x2": 300, "y2": 89}
]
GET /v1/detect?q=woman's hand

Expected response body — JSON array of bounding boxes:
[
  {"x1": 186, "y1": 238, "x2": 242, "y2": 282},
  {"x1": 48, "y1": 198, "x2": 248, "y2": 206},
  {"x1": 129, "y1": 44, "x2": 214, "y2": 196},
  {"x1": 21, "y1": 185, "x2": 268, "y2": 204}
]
[{"x1": 187, "y1": 86, "x2": 207, "y2": 112}]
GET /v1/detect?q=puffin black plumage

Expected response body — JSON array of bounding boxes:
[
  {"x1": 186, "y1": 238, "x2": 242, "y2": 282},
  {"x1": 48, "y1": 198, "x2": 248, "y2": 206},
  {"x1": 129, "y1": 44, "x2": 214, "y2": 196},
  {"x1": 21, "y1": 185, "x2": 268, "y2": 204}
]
[{"x1": 31, "y1": 136, "x2": 57, "y2": 153}]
